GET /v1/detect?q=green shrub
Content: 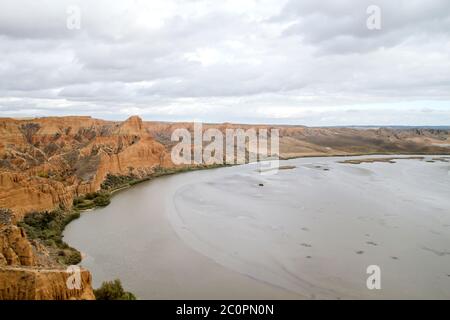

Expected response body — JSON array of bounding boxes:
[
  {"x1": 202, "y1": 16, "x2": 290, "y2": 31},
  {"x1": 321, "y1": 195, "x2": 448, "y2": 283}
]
[
  {"x1": 85, "y1": 192, "x2": 97, "y2": 200},
  {"x1": 93, "y1": 193, "x2": 110, "y2": 207},
  {"x1": 37, "y1": 171, "x2": 49, "y2": 178},
  {"x1": 73, "y1": 192, "x2": 110, "y2": 210},
  {"x1": 101, "y1": 174, "x2": 136, "y2": 191},
  {"x1": 61, "y1": 249, "x2": 82, "y2": 265},
  {"x1": 18, "y1": 209, "x2": 82, "y2": 266},
  {"x1": 74, "y1": 200, "x2": 95, "y2": 210},
  {"x1": 94, "y1": 279, "x2": 136, "y2": 300}
]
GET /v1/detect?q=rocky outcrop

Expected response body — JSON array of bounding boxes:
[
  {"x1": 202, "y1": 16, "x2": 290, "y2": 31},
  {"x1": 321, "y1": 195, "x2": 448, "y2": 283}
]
[
  {"x1": 0, "y1": 224, "x2": 35, "y2": 266},
  {"x1": 0, "y1": 267, "x2": 94, "y2": 300},
  {"x1": 0, "y1": 172, "x2": 75, "y2": 218},
  {"x1": 0, "y1": 115, "x2": 172, "y2": 217},
  {"x1": 0, "y1": 210, "x2": 95, "y2": 300}
]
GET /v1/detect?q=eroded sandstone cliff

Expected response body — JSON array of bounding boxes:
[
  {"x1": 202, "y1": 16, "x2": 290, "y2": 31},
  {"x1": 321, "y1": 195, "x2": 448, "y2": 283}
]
[
  {"x1": 0, "y1": 267, "x2": 94, "y2": 300},
  {"x1": 0, "y1": 209, "x2": 94, "y2": 300},
  {"x1": 0, "y1": 115, "x2": 172, "y2": 216}
]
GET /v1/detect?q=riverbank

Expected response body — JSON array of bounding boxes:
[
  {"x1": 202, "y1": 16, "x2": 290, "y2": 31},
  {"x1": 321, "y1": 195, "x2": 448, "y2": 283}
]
[
  {"x1": 5, "y1": 163, "x2": 231, "y2": 300},
  {"x1": 64, "y1": 154, "x2": 450, "y2": 299},
  {"x1": 16, "y1": 164, "x2": 229, "y2": 267}
]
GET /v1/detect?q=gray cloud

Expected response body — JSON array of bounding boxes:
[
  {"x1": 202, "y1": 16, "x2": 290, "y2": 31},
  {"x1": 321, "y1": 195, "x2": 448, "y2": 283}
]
[
  {"x1": 0, "y1": 0, "x2": 449, "y2": 125},
  {"x1": 279, "y1": 0, "x2": 450, "y2": 54}
]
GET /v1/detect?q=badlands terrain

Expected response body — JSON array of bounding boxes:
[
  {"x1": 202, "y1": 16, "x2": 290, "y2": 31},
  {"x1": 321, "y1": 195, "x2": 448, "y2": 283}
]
[{"x1": 0, "y1": 115, "x2": 449, "y2": 299}]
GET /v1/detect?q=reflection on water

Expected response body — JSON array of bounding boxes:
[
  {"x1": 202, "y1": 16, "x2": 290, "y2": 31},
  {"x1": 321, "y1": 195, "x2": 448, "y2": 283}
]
[{"x1": 64, "y1": 155, "x2": 450, "y2": 299}]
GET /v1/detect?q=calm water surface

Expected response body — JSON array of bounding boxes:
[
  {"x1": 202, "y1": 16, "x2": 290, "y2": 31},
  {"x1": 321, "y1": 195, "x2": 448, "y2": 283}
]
[{"x1": 64, "y1": 155, "x2": 450, "y2": 299}]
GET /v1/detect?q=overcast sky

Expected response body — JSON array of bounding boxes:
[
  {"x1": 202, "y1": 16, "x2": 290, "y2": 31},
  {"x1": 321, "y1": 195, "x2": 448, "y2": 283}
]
[{"x1": 0, "y1": 0, "x2": 449, "y2": 125}]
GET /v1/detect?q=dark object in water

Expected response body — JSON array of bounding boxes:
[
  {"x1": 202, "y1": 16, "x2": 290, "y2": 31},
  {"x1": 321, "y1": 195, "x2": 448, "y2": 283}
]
[{"x1": 301, "y1": 243, "x2": 312, "y2": 247}]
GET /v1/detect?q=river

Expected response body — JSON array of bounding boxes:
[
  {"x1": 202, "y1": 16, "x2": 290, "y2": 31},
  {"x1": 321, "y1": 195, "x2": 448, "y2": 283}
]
[{"x1": 63, "y1": 155, "x2": 450, "y2": 299}]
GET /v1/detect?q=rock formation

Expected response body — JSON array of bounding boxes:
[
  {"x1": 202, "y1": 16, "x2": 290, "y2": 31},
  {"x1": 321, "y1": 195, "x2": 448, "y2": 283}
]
[
  {"x1": 0, "y1": 116, "x2": 172, "y2": 216},
  {"x1": 0, "y1": 267, "x2": 94, "y2": 300},
  {"x1": 0, "y1": 209, "x2": 94, "y2": 299}
]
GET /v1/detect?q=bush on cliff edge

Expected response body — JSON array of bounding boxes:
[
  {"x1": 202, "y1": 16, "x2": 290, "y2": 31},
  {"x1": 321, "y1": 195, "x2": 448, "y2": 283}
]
[
  {"x1": 18, "y1": 209, "x2": 82, "y2": 265},
  {"x1": 94, "y1": 279, "x2": 136, "y2": 300}
]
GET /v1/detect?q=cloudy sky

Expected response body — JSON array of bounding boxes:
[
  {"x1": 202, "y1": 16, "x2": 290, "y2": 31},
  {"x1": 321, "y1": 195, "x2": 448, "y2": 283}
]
[{"x1": 0, "y1": 0, "x2": 449, "y2": 125}]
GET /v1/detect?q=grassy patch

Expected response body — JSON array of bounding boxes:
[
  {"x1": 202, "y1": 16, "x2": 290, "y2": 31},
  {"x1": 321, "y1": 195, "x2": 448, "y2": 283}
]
[
  {"x1": 37, "y1": 171, "x2": 49, "y2": 178},
  {"x1": 18, "y1": 209, "x2": 82, "y2": 265}
]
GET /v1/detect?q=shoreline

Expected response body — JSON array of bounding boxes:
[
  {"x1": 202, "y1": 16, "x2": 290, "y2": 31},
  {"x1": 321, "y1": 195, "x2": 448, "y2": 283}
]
[
  {"x1": 66, "y1": 152, "x2": 450, "y2": 246},
  {"x1": 11, "y1": 152, "x2": 448, "y2": 297}
]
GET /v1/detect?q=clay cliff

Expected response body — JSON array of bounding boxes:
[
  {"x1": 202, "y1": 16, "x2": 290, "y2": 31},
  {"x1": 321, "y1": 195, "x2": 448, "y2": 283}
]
[
  {"x1": 0, "y1": 209, "x2": 94, "y2": 299},
  {"x1": 0, "y1": 116, "x2": 171, "y2": 217},
  {"x1": 0, "y1": 267, "x2": 94, "y2": 300}
]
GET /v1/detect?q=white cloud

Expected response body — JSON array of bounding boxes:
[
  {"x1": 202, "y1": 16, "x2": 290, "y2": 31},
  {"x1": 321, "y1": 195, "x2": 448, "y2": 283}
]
[{"x1": 0, "y1": 0, "x2": 449, "y2": 125}]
